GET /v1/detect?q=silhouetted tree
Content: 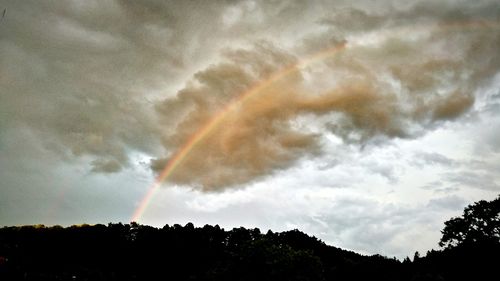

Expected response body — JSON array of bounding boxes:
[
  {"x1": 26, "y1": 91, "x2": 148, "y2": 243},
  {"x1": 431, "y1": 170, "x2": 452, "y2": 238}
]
[
  {"x1": 439, "y1": 195, "x2": 500, "y2": 248},
  {"x1": 413, "y1": 251, "x2": 420, "y2": 261},
  {"x1": 1, "y1": 196, "x2": 500, "y2": 281}
]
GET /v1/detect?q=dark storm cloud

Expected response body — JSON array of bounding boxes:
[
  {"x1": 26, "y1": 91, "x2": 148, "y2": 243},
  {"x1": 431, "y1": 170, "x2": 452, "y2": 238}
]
[
  {"x1": 0, "y1": 0, "x2": 330, "y2": 175},
  {"x1": 151, "y1": 0, "x2": 500, "y2": 190},
  {"x1": 0, "y1": 0, "x2": 238, "y2": 173},
  {"x1": 1, "y1": 0, "x2": 499, "y2": 191},
  {"x1": 1, "y1": 0, "x2": 165, "y2": 172}
]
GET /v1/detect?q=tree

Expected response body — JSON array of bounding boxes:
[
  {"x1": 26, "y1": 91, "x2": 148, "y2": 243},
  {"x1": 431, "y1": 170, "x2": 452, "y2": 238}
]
[
  {"x1": 413, "y1": 251, "x2": 420, "y2": 261},
  {"x1": 439, "y1": 195, "x2": 500, "y2": 248}
]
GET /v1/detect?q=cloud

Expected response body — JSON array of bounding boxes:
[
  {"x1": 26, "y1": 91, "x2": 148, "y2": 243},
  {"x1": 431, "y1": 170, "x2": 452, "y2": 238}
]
[
  {"x1": 427, "y1": 195, "x2": 466, "y2": 210},
  {"x1": 1, "y1": 0, "x2": 499, "y2": 191},
  {"x1": 0, "y1": 0, "x2": 330, "y2": 175},
  {"x1": 309, "y1": 193, "x2": 471, "y2": 258},
  {"x1": 279, "y1": 191, "x2": 469, "y2": 258},
  {"x1": 410, "y1": 152, "x2": 458, "y2": 168},
  {"x1": 91, "y1": 159, "x2": 123, "y2": 174},
  {"x1": 153, "y1": 42, "x2": 319, "y2": 190},
  {"x1": 0, "y1": 0, "x2": 225, "y2": 173},
  {"x1": 445, "y1": 171, "x2": 500, "y2": 191},
  {"x1": 151, "y1": 2, "x2": 500, "y2": 190},
  {"x1": 153, "y1": 40, "x2": 410, "y2": 190},
  {"x1": 1, "y1": 2, "x2": 500, "y2": 262}
]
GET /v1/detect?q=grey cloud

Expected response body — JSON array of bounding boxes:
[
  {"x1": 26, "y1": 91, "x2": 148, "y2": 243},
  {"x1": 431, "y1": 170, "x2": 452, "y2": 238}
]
[
  {"x1": 422, "y1": 180, "x2": 444, "y2": 189},
  {"x1": 0, "y1": 0, "x2": 224, "y2": 173},
  {"x1": 435, "y1": 187, "x2": 461, "y2": 194},
  {"x1": 91, "y1": 159, "x2": 123, "y2": 174},
  {"x1": 320, "y1": 0, "x2": 500, "y2": 29},
  {"x1": 359, "y1": 156, "x2": 402, "y2": 184},
  {"x1": 445, "y1": 171, "x2": 500, "y2": 191},
  {"x1": 410, "y1": 152, "x2": 459, "y2": 168},
  {"x1": 319, "y1": 7, "x2": 388, "y2": 34},
  {"x1": 2, "y1": 0, "x2": 500, "y2": 190},
  {"x1": 420, "y1": 181, "x2": 461, "y2": 194},
  {"x1": 475, "y1": 117, "x2": 500, "y2": 154},
  {"x1": 427, "y1": 195, "x2": 466, "y2": 210},
  {"x1": 0, "y1": 0, "x2": 329, "y2": 177},
  {"x1": 468, "y1": 158, "x2": 500, "y2": 176},
  {"x1": 152, "y1": 40, "x2": 412, "y2": 189},
  {"x1": 148, "y1": 0, "x2": 500, "y2": 190},
  {"x1": 482, "y1": 85, "x2": 500, "y2": 113},
  {"x1": 2, "y1": 1, "x2": 499, "y2": 262},
  {"x1": 152, "y1": 42, "x2": 317, "y2": 190}
]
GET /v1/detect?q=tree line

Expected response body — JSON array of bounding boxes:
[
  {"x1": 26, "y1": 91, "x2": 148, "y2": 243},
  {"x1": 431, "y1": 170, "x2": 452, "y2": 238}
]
[{"x1": 0, "y1": 195, "x2": 498, "y2": 281}]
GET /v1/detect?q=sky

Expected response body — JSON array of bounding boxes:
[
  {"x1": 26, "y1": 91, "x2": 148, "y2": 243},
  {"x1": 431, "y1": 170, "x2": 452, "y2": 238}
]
[{"x1": 0, "y1": 0, "x2": 499, "y2": 259}]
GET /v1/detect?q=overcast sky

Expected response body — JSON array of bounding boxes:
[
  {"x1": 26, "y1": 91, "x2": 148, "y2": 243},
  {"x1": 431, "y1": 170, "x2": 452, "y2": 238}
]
[{"x1": 1, "y1": 0, "x2": 499, "y2": 259}]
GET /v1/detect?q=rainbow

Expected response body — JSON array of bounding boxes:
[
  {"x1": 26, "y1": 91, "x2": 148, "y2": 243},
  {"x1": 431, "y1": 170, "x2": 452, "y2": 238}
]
[
  {"x1": 130, "y1": 42, "x2": 348, "y2": 222},
  {"x1": 130, "y1": 19, "x2": 500, "y2": 222}
]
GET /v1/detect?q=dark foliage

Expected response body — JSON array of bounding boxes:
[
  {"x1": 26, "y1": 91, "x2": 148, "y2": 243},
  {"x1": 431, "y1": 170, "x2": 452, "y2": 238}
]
[
  {"x1": 0, "y1": 196, "x2": 499, "y2": 281},
  {"x1": 439, "y1": 195, "x2": 500, "y2": 248}
]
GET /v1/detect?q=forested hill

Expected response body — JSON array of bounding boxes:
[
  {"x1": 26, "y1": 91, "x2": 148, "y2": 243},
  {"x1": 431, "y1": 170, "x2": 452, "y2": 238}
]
[
  {"x1": 1, "y1": 195, "x2": 499, "y2": 281},
  {"x1": 0, "y1": 222, "x2": 498, "y2": 281}
]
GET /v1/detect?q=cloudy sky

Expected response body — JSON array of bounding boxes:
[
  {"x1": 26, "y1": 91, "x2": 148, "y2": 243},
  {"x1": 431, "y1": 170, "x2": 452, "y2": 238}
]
[{"x1": 1, "y1": 0, "x2": 500, "y2": 258}]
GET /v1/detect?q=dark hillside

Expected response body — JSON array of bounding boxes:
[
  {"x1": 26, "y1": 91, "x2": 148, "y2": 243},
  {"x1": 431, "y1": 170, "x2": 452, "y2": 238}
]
[{"x1": 0, "y1": 195, "x2": 498, "y2": 281}]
